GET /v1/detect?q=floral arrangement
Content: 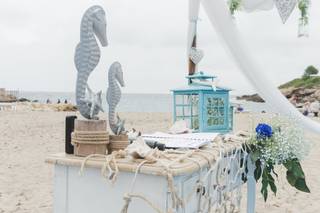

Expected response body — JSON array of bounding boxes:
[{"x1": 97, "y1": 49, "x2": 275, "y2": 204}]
[
  {"x1": 245, "y1": 116, "x2": 310, "y2": 201},
  {"x1": 228, "y1": 0, "x2": 242, "y2": 15}
]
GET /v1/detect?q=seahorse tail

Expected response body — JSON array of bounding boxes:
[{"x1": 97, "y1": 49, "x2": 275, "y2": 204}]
[{"x1": 75, "y1": 73, "x2": 92, "y2": 119}]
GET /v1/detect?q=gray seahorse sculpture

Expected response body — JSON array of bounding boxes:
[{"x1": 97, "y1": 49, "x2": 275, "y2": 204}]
[
  {"x1": 107, "y1": 62, "x2": 126, "y2": 135},
  {"x1": 74, "y1": 5, "x2": 108, "y2": 119}
]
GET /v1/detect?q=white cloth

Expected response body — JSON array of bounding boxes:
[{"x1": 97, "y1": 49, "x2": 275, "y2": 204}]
[
  {"x1": 241, "y1": 0, "x2": 274, "y2": 12},
  {"x1": 200, "y1": 0, "x2": 320, "y2": 134},
  {"x1": 187, "y1": 0, "x2": 200, "y2": 55}
]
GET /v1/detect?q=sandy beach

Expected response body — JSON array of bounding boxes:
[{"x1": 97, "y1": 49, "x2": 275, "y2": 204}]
[{"x1": 0, "y1": 107, "x2": 319, "y2": 213}]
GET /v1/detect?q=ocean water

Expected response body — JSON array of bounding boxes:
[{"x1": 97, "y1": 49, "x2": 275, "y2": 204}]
[{"x1": 19, "y1": 91, "x2": 271, "y2": 113}]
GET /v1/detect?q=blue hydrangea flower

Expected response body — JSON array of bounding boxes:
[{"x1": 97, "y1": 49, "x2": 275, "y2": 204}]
[{"x1": 256, "y1": 123, "x2": 273, "y2": 139}]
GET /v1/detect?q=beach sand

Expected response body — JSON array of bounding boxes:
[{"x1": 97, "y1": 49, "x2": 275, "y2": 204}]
[{"x1": 0, "y1": 108, "x2": 319, "y2": 213}]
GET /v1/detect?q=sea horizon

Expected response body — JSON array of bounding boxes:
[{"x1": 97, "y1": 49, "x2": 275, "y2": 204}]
[{"x1": 17, "y1": 91, "x2": 270, "y2": 113}]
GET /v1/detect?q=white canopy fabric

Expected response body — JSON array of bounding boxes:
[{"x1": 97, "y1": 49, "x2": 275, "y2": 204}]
[
  {"x1": 187, "y1": 0, "x2": 200, "y2": 55},
  {"x1": 241, "y1": 0, "x2": 274, "y2": 12},
  {"x1": 188, "y1": 0, "x2": 320, "y2": 134}
]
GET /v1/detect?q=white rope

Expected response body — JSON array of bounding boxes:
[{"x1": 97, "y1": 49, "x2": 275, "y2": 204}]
[{"x1": 78, "y1": 138, "x2": 248, "y2": 213}]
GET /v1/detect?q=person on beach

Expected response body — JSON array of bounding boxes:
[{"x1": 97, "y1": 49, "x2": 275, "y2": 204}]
[
  {"x1": 236, "y1": 104, "x2": 244, "y2": 113},
  {"x1": 289, "y1": 94, "x2": 298, "y2": 106},
  {"x1": 46, "y1": 99, "x2": 51, "y2": 104},
  {"x1": 302, "y1": 101, "x2": 310, "y2": 116},
  {"x1": 310, "y1": 100, "x2": 320, "y2": 117},
  {"x1": 64, "y1": 99, "x2": 68, "y2": 104},
  {"x1": 57, "y1": 99, "x2": 61, "y2": 104}
]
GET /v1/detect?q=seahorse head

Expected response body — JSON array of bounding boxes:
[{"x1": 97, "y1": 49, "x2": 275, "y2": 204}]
[
  {"x1": 81, "y1": 5, "x2": 108, "y2": 47},
  {"x1": 110, "y1": 62, "x2": 125, "y2": 87}
]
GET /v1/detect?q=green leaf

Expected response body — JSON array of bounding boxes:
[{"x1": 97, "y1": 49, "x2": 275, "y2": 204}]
[
  {"x1": 250, "y1": 150, "x2": 261, "y2": 162},
  {"x1": 266, "y1": 171, "x2": 277, "y2": 195},
  {"x1": 254, "y1": 160, "x2": 262, "y2": 182},
  {"x1": 261, "y1": 170, "x2": 269, "y2": 201},
  {"x1": 269, "y1": 179, "x2": 277, "y2": 195},
  {"x1": 285, "y1": 160, "x2": 310, "y2": 193},
  {"x1": 283, "y1": 160, "x2": 294, "y2": 171},
  {"x1": 262, "y1": 187, "x2": 268, "y2": 202},
  {"x1": 271, "y1": 168, "x2": 279, "y2": 179},
  {"x1": 291, "y1": 162, "x2": 305, "y2": 179},
  {"x1": 294, "y1": 178, "x2": 311, "y2": 193},
  {"x1": 286, "y1": 170, "x2": 298, "y2": 186}
]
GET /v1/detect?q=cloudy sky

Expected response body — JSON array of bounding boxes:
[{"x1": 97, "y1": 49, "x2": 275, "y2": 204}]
[{"x1": 0, "y1": 0, "x2": 319, "y2": 95}]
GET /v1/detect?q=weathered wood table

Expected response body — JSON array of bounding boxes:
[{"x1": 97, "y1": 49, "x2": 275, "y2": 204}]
[{"x1": 46, "y1": 146, "x2": 256, "y2": 213}]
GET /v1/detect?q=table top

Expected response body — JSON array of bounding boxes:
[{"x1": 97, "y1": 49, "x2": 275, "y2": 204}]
[{"x1": 46, "y1": 140, "x2": 243, "y2": 177}]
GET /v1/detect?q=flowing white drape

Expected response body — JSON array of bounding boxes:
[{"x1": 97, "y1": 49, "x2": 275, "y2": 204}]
[
  {"x1": 187, "y1": 0, "x2": 201, "y2": 56},
  {"x1": 241, "y1": 0, "x2": 274, "y2": 12},
  {"x1": 194, "y1": 0, "x2": 320, "y2": 134}
]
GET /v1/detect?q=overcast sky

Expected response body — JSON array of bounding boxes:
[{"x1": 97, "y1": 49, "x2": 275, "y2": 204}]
[{"x1": 0, "y1": 0, "x2": 319, "y2": 95}]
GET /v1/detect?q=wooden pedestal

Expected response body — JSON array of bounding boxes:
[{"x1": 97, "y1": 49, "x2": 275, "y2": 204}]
[
  {"x1": 72, "y1": 119, "x2": 109, "y2": 157},
  {"x1": 108, "y1": 134, "x2": 129, "y2": 153}
]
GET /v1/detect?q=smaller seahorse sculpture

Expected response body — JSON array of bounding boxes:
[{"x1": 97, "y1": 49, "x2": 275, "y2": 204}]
[{"x1": 107, "y1": 62, "x2": 126, "y2": 135}]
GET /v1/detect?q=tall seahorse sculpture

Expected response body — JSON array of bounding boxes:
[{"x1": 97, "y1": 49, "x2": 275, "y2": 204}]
[
  {"x1": 107, "y1": 62, "x2": 126, "y2": 135},
  {"x1": 74, "y1": 5, "x2": 108, "y2": 119}
]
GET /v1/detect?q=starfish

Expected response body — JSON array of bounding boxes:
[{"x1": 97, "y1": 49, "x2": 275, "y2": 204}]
[{"x1": 80, "y1": 84, "x2": 104, "y2": 119}]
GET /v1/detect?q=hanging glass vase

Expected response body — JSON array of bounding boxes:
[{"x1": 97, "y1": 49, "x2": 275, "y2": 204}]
[
  {"x1": 298, "y1": 0, "x2": 310, "y2": 37},
  {"x1": 298, "y1": 17, "x2": 308, "y2": 37}
]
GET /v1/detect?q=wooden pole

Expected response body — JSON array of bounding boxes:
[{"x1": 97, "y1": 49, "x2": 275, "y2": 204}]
[{"x1": 188, "y1": 35, "x2": 197, "y2": 76}]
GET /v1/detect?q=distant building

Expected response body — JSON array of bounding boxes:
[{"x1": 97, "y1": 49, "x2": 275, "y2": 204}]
[
  {"x1": 0, "y1": 88, "x2": 19, "y2": 102},
  {"x1": 0, "y1": 88, "x2": 5, "y2": 96}
]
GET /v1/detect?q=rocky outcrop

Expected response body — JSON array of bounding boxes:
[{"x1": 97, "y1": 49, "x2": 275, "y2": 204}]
[
  {"x1": 237, "y1": 87, "x2": 320, "y2": 103},
  {"x1": 236, "y1": 94, "x2": 265, "y2": 102}
]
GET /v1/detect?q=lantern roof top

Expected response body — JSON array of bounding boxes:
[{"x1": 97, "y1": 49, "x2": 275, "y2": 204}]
[
  {"x1": 172, "y1": 84, "x2": 231, "y2": 92},
  {"x1": 185, "y1": 71, "x2": 216, "y2": 81},
  {"x1": 172, "y1": 71, "x2": 231, "y2": 92}
]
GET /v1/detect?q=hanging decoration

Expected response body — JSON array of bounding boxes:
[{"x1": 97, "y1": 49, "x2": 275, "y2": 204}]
[
  {"x1": 189, "y1": 47, "x2": 204, "y2": 64},
  {"x1": 226, "y1": 0, "x2": 311, "y2": 37},
  {"x1": 298, "y1": 0, "x2": 310, "y2": 37},
  {"x1": 228, "y1": 0, "x2": 242, "y2": 15},
  {"x1": 274, "y1": 0, "x2": 298, "y2": 23}
]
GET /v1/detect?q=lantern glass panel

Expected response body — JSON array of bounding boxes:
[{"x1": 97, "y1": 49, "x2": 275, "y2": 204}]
[
  {"x1": 174, "y1": 93, "x2": 199, "y2": 130},
  {"x1": 175, "y1": 95, "x2": 184, "y2": 105},
  {"x1": 205, "y1": 95, "x2": 226, "y2": 128}
]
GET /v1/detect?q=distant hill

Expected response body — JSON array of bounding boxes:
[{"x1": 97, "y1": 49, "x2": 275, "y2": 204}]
[
  {"x1": 279, "y1": 76, "x2": 320, "y2": 89},
  {"x1": 237, "y1": 76, "x2": 320, "y2": 103}
]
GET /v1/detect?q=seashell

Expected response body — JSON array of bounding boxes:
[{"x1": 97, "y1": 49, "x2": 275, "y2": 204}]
[{"x1": 169, "y1": 120, "x2": 192, "y2": 134}]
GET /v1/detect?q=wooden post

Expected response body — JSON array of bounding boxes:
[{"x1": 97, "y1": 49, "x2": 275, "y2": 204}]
[{"x1": 188, "y1": 35, "x2": 197, "y2": 76}]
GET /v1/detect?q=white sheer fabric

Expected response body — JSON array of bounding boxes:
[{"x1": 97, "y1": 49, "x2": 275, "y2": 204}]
[
  {"x1": 197, "y1": 0, "x2": 320, "y2": 134},
  {"x1": 187, "y1": 0, "x2": 200, "y2": 55},
  {"x1": 241, "y1": 0, "x2": 274, "y2": 12}
]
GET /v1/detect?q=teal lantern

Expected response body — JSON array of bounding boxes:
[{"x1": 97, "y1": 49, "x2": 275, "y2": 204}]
[{"x1": 172, "y1": 72, "x2": 233, "y2": 133}]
